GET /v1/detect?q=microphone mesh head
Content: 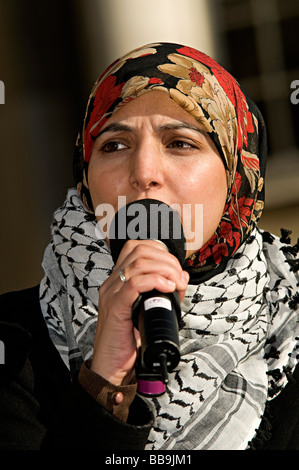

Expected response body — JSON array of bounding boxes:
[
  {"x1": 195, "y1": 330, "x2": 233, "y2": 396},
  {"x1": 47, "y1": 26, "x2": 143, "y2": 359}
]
[{"x1": 109, "y1": 199, "x2": 186, "y2": 265}]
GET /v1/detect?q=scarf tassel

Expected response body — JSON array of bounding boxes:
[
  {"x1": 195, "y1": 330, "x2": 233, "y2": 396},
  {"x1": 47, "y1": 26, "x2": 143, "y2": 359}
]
[{"x1": 247, "y1": 402, "x2": 273, "y2": 450}]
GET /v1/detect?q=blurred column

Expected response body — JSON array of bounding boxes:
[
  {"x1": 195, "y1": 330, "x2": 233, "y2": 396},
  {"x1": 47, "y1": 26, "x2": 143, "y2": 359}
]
[
  {"x1": 0, "y1": 1, "x2": 84, "y2": 293},
  {"x1": 77, "y1": 0, "x2": 222, "y2": 85},
  {"x1": 250, "y1": 0, "x2": 299, "y2": 208}
]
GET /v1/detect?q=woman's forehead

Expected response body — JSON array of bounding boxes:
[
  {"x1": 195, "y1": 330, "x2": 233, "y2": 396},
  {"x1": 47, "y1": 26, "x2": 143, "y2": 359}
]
[{"x1": 98, "y1": 90, "x2": 207, "y2": 131}]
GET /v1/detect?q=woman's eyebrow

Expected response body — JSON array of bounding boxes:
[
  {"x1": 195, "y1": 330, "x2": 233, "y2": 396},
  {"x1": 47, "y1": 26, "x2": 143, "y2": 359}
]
[
  {"x1": 157, "y1": 122, "x2": 207, "y2": 136},
  {"x1": 95, "y1": 123, "x2": 134, "y2": 139},
  {"x1": 94, "y1": 121, "x2": 208, "y2": 139}
]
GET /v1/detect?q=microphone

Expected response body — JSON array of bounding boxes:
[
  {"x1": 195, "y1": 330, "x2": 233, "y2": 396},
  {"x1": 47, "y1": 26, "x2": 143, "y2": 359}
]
[{"x1": 109, "y1": 199, "x2": 186, "y2": 396}]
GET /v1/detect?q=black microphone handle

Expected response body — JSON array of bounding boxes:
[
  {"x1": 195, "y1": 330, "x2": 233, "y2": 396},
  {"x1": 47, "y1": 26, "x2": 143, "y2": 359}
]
[{"x1": 132, "y1": 289, "x2": 181, "y2": 383}]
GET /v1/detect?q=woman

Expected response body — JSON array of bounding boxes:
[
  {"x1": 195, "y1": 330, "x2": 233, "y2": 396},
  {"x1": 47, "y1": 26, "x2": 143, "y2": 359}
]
[{"x1": 0, "y1": 42, "x2": 298, "y2": 450}]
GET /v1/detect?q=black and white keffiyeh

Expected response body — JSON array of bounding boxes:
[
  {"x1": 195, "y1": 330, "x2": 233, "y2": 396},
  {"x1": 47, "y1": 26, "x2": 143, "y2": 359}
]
[{"x1": 40, "y1": 188, "x2": 299, "y2": 450}]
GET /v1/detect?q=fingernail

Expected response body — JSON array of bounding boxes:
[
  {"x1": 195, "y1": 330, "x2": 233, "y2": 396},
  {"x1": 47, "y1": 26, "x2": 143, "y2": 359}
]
[{"x1": 167, "y1": 280, "x2": 176, "y2": 289}]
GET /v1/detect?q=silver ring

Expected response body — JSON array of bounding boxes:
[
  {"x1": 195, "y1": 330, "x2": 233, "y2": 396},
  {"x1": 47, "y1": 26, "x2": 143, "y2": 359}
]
[{"x1": 118, "y1": 267, "x2": 127, "y2": 283}]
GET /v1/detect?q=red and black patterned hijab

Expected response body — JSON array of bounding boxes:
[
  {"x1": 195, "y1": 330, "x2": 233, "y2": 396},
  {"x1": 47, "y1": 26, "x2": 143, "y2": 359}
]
[{"x1": 73, "y1": 42, "x2": 267, "y2": 282}]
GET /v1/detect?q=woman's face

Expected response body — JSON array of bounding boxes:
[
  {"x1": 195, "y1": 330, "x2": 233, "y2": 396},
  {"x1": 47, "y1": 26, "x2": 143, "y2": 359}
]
[{"x1": 88, "y1": 91, "x2": 227, "y2": 257}]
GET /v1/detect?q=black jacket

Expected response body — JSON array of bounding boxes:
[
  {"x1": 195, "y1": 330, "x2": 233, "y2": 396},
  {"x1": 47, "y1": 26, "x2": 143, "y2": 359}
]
[
  {"x1": 0, "y1": 286, "x2": 298, "y2": 450},
  {"x1": 0, "y1": 286, "x2": 153, "y2": 450}
]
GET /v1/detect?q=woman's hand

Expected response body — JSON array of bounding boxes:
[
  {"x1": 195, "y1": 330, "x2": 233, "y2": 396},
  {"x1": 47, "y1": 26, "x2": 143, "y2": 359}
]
[{"x1": 90, "y1": 240, "x2": 189, "y2": 386}]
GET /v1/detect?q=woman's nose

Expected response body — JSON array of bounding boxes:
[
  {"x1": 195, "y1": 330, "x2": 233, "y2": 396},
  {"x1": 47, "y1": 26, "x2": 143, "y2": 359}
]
[{"x1": 129, "y1": 140, "x2": 165, "y2": 191}]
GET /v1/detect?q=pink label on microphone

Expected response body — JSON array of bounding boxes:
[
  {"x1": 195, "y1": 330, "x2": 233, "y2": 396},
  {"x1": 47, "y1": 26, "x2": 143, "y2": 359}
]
[{"x1": 137, "y1": 379, "x2": 166, "y2": 396}]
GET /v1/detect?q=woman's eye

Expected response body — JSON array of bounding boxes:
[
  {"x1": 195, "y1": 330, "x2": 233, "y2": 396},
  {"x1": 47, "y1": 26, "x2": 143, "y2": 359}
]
[
  {"x1": 168, "y1": 140, "x2": 194, "y2": 149},
  {"x1": 101, "y1": 141, "x2": 127, "y2": 153}
]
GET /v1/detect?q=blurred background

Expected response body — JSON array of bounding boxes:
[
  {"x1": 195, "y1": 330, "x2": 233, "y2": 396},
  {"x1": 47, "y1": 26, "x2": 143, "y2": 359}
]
[{"x1": 0, "y1": 0, "x2": 298, "y2": 293}]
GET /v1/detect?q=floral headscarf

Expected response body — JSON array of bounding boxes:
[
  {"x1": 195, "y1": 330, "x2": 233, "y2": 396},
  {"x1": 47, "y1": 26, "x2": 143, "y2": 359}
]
[{"x1": 73, "y1": 42, "x2": 267, "y2": 281}]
